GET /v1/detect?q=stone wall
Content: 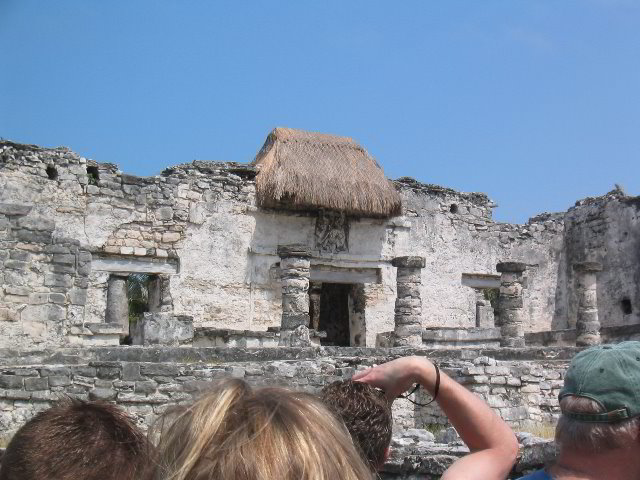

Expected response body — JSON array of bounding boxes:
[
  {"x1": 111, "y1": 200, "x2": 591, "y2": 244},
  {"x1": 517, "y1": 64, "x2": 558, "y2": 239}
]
[
  {"x1": 381, "y1": 431, "x2": 554, "y2": 479},
  {"x1": 192, "y1": 326, "x2": 325, "y2": 348},
  {"x1": 2, "y1": 140, "x2": 639, "y2": 349},
  {"x1": 562, "y1": 191, "x2": 640, "y2": 329},
  {"x1": 396, "y1": 179, "x2": 566, "y2": 334},
  {"x1": 0, "y1": 346, "x2": 575, "y2": 441},
  {"x1": 406, "y1": 355, "x2": 564, "y2": 430},
  {"x1": 525, "y1": 323, "x2": 640, "y2": 347},
  {"x1": 0, "y1": 219, "x2": 94, "y2": 348},
  {"x1": 0, "y1": 142, "x2": 260, "y2": 347}
]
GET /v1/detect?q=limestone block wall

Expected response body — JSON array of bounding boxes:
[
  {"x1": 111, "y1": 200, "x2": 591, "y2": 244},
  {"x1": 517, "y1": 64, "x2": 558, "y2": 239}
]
[
  {"x1": 0, "y1": 346, "x2": 574, "y2": 441},
  {"x1": 407, "y1": 356, "x2": 564, "y2": 430},
  {"x1": 395, "y1": 179, "x2": 566, "y2": 333},
  {"x1": 0, "y1": 142, "x2": 398, "y2": 345},
  {"x1": 0, "y1": 226, "x2": 92, "y2": 348},
  {"x1": 2, "y1": 140, "x2": 639, "y2": 348},
  {"x1": 0, "y1": 142, "x2": 261, "y2": 347},
  {"x1": 247, "y1": 211, "x2": 400, "y2": 345},
  {"x1": 562, "y1": 192, "x2": 640, "y2": 328}
]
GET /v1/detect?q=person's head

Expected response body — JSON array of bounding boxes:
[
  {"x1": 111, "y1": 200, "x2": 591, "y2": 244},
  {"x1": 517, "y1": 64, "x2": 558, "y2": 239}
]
[
  {"x1": 148, "y1": 378, "x2": 373, "y2": 480},
  {"x1": 0, "y1": 398, "x2": 149, "y2": 480},
  {"x1": 556, "y1": 341, "x2": 640, "y2": 453},
  {"x1": 320, "y1": 379, "x2": 393, "y2": 470}
]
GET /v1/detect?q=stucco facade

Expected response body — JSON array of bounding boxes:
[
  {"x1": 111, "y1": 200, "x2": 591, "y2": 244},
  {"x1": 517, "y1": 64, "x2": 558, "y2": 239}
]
[{"x1": 1, "y1": 138, "x2": 639, "y2": 349}]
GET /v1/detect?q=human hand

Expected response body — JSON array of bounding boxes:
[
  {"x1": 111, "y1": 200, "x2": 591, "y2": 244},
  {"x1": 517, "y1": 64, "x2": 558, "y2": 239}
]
[{"x1": 352, "y1": 356, "x2": 435, "y2": 401}]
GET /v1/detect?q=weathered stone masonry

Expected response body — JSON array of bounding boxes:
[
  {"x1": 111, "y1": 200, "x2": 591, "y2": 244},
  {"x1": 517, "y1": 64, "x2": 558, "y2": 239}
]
[
  {"x1": 573, "y1": 261, "x2": 603, "y2": 346},
  {"x1": 497, "y1": 261, "x2": 527, "y2": 348},
  {"x1": 0, "y1": 346, "x2": 573, "y2": 439},
  {"x1": 1, "y1": 142, "x2": 256, "y2": 347},
  {"x1": 0, "y1": 346, "x2": 561, "y2": 478},
  {"x1": 2, "y1": 139, "x2": 640, "y2": 351},
  {"x1": 393, "y1": 256, "x2": 425, "y2": 347},
  {"x1": 277, "y1": 244, "x2": 313, "y2": 346},
  {"x1": 2, "y1": 134, "x2": 639, "y2": 478}
]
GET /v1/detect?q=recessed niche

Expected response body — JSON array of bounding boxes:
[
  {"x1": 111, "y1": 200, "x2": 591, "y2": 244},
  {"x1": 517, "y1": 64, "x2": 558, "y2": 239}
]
[
  {"x1": 86, "y1": 166, "x2": 100, "y2": 185},
  {"x1": 449, "y1": 204, "x2": 458, "y2": 214},
  {"x1": 622, "y1": 298, "x2": 633, "y2": 315},
  {"x1": 46, "y1": 165, "x2": 58, "y2": 180}
]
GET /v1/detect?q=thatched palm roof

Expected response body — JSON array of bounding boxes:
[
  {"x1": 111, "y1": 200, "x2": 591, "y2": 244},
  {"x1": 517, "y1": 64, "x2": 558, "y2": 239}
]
[{"x1": 252, "y1": 127, "x2": 402, "y2": 217}]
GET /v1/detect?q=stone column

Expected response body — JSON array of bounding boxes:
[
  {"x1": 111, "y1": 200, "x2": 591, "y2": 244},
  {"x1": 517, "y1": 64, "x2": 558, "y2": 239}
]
[
  {"x1": 496, "y1": 262, "x2": 527, "y2": 348},
  {"x1": 573, "y1": 261, "x2": 603, "y2": 346},
  {"x1": 476, "y1": 297, "x2": 495, "y2": 328},
  {"x1": 161, "y1": 275, "x2": 174, "y2": 311},
  {"x1": 148, "y1": 274, "x2": 174, "y2": 313},
  {"x1": 392, "y1": 256, "x2": 425, "y2": 347},
  {"x1": 106, "y1": 275, "x2": 129, "y2": 337},
  {"x1": 277, "y1": 245, "x2": 311, "y2": 346},
  {"x1": 309, "y1": 284, "x2": 322, "y2": 331},
  {"x1": 148, "y1": 276, "x2": 162, "y2": 313}
]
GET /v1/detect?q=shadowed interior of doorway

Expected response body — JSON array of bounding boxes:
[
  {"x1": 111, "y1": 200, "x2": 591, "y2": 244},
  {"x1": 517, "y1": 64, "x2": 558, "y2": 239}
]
[{"x1": 310, "y1": 282, "x2": 366, "y2": 346}]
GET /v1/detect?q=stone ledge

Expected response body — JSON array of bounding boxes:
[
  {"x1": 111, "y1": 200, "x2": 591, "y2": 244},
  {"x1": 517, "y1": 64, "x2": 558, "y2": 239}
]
[
  {"x1": 423, "y1": 327, "x2": 501, "y2": 342},
  {"x1": 525, "y1": 329, "x2": 576, "y2": 347},
  {"x1": 423, "y1": 340, "x2": 501, "y2": 350},
  {"x1": 86, "y1": 323, "x2": 126, "y2": 335},
  {"x1": 526, "y1": 323, "x2": 640, "y2": 347},
  {"x1": 392, "y1": 256, "x2": 426, "y2": 268},
  {"x1": 0, "y1": 345, "x2": 582, "y2": 367},
  {"x1": 195, "y1": 328, "x2": 278, "y2": 339},
  {"x1": 380, "y1": 435, "x2": 554, "y2": 479},
  {"x1": 0, "y1": 203, "x2": 32, "y2": 216},
  {"x1": 573, "y1": 261, "x2": 603, "y2": 272},
  {"x1": 194, "y1": 327, "x2": 327, "y2": 341},
  {"x1": 276, "y1": 244, "x2": 311, "y2": 258}
]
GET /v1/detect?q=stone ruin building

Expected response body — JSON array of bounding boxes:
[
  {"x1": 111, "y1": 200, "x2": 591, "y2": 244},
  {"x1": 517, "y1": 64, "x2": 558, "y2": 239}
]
[{"x1": 0, "y1": 127, "x2": 639, "y2": 477}]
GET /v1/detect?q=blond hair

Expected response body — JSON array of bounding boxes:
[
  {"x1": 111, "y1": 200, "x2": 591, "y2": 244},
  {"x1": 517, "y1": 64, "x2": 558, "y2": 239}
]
[
  {"x1": 148, "y1": 379, "x2": 373, "y2": 480},
  {"x1": 556, "y1": 395, "x2": 640, "y2": 452}
]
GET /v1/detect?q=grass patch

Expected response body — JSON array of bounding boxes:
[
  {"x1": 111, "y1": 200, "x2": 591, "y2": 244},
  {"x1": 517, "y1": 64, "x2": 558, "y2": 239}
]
[
  {"x1": 423, "y1": 423, "x2": 448, "y2": 435},
  {"x1": 518, "y1": 422, "x2": 556, "y2": 440}
]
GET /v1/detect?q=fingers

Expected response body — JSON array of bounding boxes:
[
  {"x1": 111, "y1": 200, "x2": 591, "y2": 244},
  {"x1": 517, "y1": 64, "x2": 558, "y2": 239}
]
[
  {"x1": 352, "y1": 368, "x2": 386, "y2": 389},
  {"x1": 353, "y1": 371, "x2": 391, "y2": 396},
  {"x1": 351, "y1": 368, "x2": 372, "y2": 382}
]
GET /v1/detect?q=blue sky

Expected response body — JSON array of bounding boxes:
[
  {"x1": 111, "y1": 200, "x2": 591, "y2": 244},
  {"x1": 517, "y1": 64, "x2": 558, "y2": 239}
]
[{"x1": 1, "y1": 1, "x2": 639, "y2": 223}]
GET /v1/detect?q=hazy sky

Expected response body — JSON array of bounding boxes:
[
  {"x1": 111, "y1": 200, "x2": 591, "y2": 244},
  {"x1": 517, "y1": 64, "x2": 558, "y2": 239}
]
[{"x1": 1, "y1": 1, "x2": 639, "y2": 223}]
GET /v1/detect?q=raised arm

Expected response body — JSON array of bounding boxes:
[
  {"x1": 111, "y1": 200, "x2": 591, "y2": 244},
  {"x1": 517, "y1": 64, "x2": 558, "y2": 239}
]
[{"x1": 353, "y1": 356, "x2": 518, "y2": 480}]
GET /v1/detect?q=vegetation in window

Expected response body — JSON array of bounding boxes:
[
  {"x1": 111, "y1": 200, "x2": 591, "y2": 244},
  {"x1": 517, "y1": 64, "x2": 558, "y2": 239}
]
[
  {"x1": 127, "y1": 273, "x2": 151, "y2": 331},
  {"x1": 484, "y1": 288, "x2": 499, "y2": 310}
]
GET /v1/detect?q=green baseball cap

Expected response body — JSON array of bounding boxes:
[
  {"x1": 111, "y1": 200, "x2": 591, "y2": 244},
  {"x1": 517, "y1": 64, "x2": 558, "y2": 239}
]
[{"x1": 559, "y1": 341, "x2": 640, "y2": 423}]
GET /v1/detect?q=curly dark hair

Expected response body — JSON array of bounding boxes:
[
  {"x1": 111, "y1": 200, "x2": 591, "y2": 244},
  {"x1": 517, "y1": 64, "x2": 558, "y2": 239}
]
[
  {"x1": 0, "y1": 398, "x2": 150, "y2": 480},
  {"x1": 320, "y1": 380, "x2": 393, "y2": 470}
]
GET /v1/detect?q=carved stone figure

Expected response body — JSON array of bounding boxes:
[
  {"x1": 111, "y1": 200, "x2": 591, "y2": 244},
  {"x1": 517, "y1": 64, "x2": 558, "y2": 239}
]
[{"x1": 315, "y1": 210, "x2": 349, "y2": 253}]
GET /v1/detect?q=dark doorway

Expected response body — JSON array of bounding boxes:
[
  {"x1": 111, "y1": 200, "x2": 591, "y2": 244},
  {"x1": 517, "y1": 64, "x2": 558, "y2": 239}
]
[
  {"x1": 316, "y1": 283, "x2": 352, "y2": 346},
  {"x1": 309, "y1": 281, "x2": 367, "y2": 347}
]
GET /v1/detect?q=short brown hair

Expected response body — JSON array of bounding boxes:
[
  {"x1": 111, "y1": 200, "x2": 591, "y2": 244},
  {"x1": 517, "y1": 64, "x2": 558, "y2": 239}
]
[
  {"x1": 320, "y1": 380, "x2": 393, "y2": 470},
  {"x1": 0, "y1": 398, "x2": 150, "y2": 480}
]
